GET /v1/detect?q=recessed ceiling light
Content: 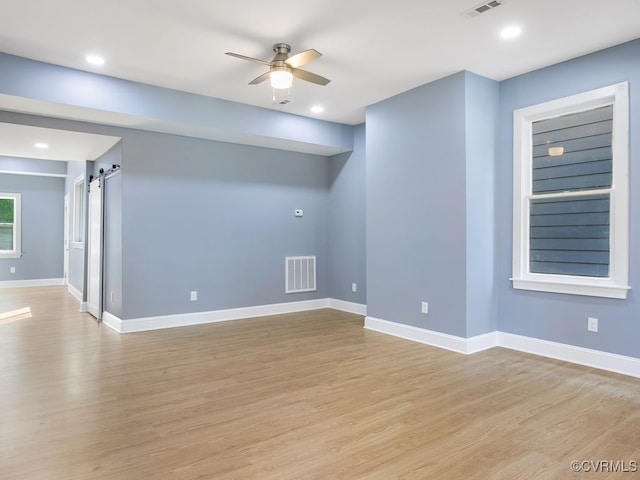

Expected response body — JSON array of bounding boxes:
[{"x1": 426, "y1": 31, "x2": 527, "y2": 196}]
[
  {"x1": 34, "y1": 142, "x2": 49, "y2": 149},
  {"x1": 85, "y1": 54, "x2": 105, "y2": 66},
  {"x1": 311, "y1": 105, "x2": 324, "y2": 114},
  {"x1": 500, "y1": 25, "x2": 522, "y2": 39}
]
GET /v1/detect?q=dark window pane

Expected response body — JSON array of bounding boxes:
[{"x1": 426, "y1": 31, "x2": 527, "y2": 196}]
[
  {"x1": 529, "y1": 194, "x2": 610, "y2": 277},
  {"x1": 532, "y1": 106, "x2": 613, "y2": 194}
]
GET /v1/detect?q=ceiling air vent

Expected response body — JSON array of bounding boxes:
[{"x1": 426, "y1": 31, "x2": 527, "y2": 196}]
[{"x1": 463, "y1": 0, "x2": 502, "y2": 18}]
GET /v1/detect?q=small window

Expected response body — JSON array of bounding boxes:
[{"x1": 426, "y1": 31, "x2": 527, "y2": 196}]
[
  {"x1": 512, "y1": 83, "x2": 629, "y2": 299},
  {"x1": 73, "y1": 176, "x2": 85, "y2": 247},
  {"x1": 0, "y1": 193, "x2": 21, "y2": 259}
]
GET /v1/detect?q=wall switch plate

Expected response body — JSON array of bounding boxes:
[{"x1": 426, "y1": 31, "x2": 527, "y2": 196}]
[
  {"x1": 110, "y1": 291, "x2": 114, "y2": 303},
  {"x1": 294, "y1": 209, "x2": 303, "y2": 217},
  {"x1": 190, "y1": 291, "x2": 197, "y2": 301},
  {"x1": 421, "y1": 301, "x2": 429, "y2": 314},
  {"x1": 10, "y1": 266, "x2": 15, "y2": 274},
  {"x1": 352, "y1": 283, "x2": 357, "y2": 292},
  {"x1": 588, "y1": 317, "x2": 598, "y2": 332}
]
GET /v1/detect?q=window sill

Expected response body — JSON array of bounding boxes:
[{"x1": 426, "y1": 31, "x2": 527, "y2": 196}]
[
  {"x1": 512, "y1": 277, "x2": 630, "y2": 300},
  {"x1": 0, "y1": 252, "x2": 21, "y2": 259}
]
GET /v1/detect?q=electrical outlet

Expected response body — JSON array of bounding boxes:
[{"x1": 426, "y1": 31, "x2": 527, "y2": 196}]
[
  {"x1": 351, "y1": 283, "x2": 357, "y2": 292},
  {"x1": 190, "y1": 291, "x2": 197, "y2": 301},
  {"x1": 421, "y1": 301, "x2": 429, "y2": 314},
  {"x1": 10, "y1": 266, "x2": 15, "y2": 274},
  {"x1": 588, "y1": 317, "x2": 598, "y2": 332}
]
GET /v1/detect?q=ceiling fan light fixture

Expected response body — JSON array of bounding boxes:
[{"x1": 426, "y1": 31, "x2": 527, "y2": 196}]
[{"x1": 270, "y1": 68, "x2": 293, "y2": 89}]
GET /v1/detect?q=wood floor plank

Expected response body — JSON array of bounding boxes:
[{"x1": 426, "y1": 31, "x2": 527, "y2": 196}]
[{"x1": 1, "y1": 286, "x2": 639, "y2": 479}]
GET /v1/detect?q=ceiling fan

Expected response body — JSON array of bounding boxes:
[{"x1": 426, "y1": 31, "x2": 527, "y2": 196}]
[{"x1": 225, "y1": 43, "x2": 330, "y2": 90}]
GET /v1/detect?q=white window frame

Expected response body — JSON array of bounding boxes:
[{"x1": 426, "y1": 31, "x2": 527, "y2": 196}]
[
  {"x1": 512, "y1": 83, "x2": 630, "y2": 299},
  {"x1": 72, "y1": 175, "x2": 85, "y2": 248},
  {"x1": 0, "y1": 192, "x2": 21, "y2": 259}
]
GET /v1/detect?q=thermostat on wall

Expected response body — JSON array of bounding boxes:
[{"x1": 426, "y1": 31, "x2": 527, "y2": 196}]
[{"x1": 295, "y1": 209, "x2": 303, "y2": 217}]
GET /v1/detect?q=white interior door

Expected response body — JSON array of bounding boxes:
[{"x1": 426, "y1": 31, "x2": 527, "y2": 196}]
[
  {"x1": 63, "y1": 193, "x2": 69, "y2": 287},
  {"x1": 86, "y1": 178, "x2": 103, "y2": 319}
]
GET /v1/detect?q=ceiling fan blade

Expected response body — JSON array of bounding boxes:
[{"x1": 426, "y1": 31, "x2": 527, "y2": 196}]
[
  {"x1": 285, "y1": 49, "x2": 322, "y2": 69},
  {"x1": 225, "y1": 52, "x2": 272, "y2": 66},
  {"x1": 292, "y1": 68, "x2": 330, "y2": 86},
  {"x1": 248, "y1": 71, "x2": 271, "y2": 85}
]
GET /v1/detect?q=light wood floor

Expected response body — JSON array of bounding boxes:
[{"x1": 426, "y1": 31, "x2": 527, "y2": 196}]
[{"x1": 1, "y1": 287, "x2": 639, "y2": 479}]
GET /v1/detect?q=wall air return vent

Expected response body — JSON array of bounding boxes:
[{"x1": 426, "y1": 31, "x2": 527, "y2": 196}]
[
  {"x1": 463, "y1": 0, "x2": 502, "y2": 18},
  {"x1": 285, "y1": 256, "x2": 316, "y2": 293}
]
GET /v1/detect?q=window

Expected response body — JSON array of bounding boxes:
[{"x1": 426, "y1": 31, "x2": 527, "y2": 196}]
[
  {"x1": 73, "y1": 176, "x2": 85, "y2": 246},
  {"x1": 0, "y1": 193, "x2": 21, "y2": 259},
  {"x1": 512, "y1": 83, "x2": 629, "y2": 299}
]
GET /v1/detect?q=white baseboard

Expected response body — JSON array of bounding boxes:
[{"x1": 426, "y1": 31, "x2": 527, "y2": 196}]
[
  {"x1": 102, "y1": 311, "x2": 123, "y2": 332},
  {"x1": 364, "y1": 316, "x2": 496, "y2": 355},
  {"x1": 102, "y1": 298, "x2": 366, "y2": 334},
  {"x1": 66, "y1": 284, "x2": 87, "y2": 311},
  {"x1": 67, "y1": 284, "x2": 82, "y2": 302},
  {"x1": 364, "y1": 316, "x2": 640, "y2": 378},
  {"x1": 327, "y1": 298, "x2": 367, "y2": 316},
  {"x1": 103, "y1": 299, "x2": 330, "y2": 334},
  {"x1": 0, "y1": 278, "x2": 64, "y2": 288},
  {"x1": 498, "y1": 332, "x2": 640, "y2": 378}
]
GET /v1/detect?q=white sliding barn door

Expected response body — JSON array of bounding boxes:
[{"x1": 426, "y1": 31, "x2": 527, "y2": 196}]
[{"x1": 86, "y1": 177, "x2": 104, "y2": 319}]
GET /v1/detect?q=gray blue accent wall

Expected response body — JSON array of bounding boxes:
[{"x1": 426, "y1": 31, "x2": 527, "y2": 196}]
[
  {"x1": 328, "y1": 123, "x2": 366, "y2": 305},
  {"x1": 366, "y1": 72, "x2": 468, "y2": 337},
  {"x1": 366, "y1": 71, "x2": 499, "y2": 337},
  {"x1": 119, "y1": 130, "x2": 330, "y2": 320},
  {"x1": 465, "y1": 72, "x2": 499, "y2": 337},
  {"x1": 0, "y1": 171, "x2": 64, "y2": 281},
  {"x1": 496, "y1": 39, "x2": 640, "y2": 358}
]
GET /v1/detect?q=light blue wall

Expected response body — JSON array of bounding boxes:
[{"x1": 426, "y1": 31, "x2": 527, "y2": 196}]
[
  {"x1": 366, "y1": 72, "x2": 468, "y2": 336},
  {"x1": 120, "y1": 130, "x2": 330, "y2": 319},
  {"x1": 465, "y1": 72, "x2": 499, "y2": 337},
  {"x1": 496, "y1": 39, "x2": 640, "y2": 358},
  {"x1": 328, "y1": 123, "x2": 366, "y2": 305},
  {"x1": 0, "y1": 172, "x2": 64, "y2": 281}
]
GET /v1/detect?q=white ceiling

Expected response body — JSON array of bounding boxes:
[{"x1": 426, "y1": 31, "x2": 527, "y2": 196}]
[
  {"x1": 0, "y1": 123, "x2": 120, "y2": 161},
  {"x1": 0, "y1": 0, "x2": 639, "y2": 159}
]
